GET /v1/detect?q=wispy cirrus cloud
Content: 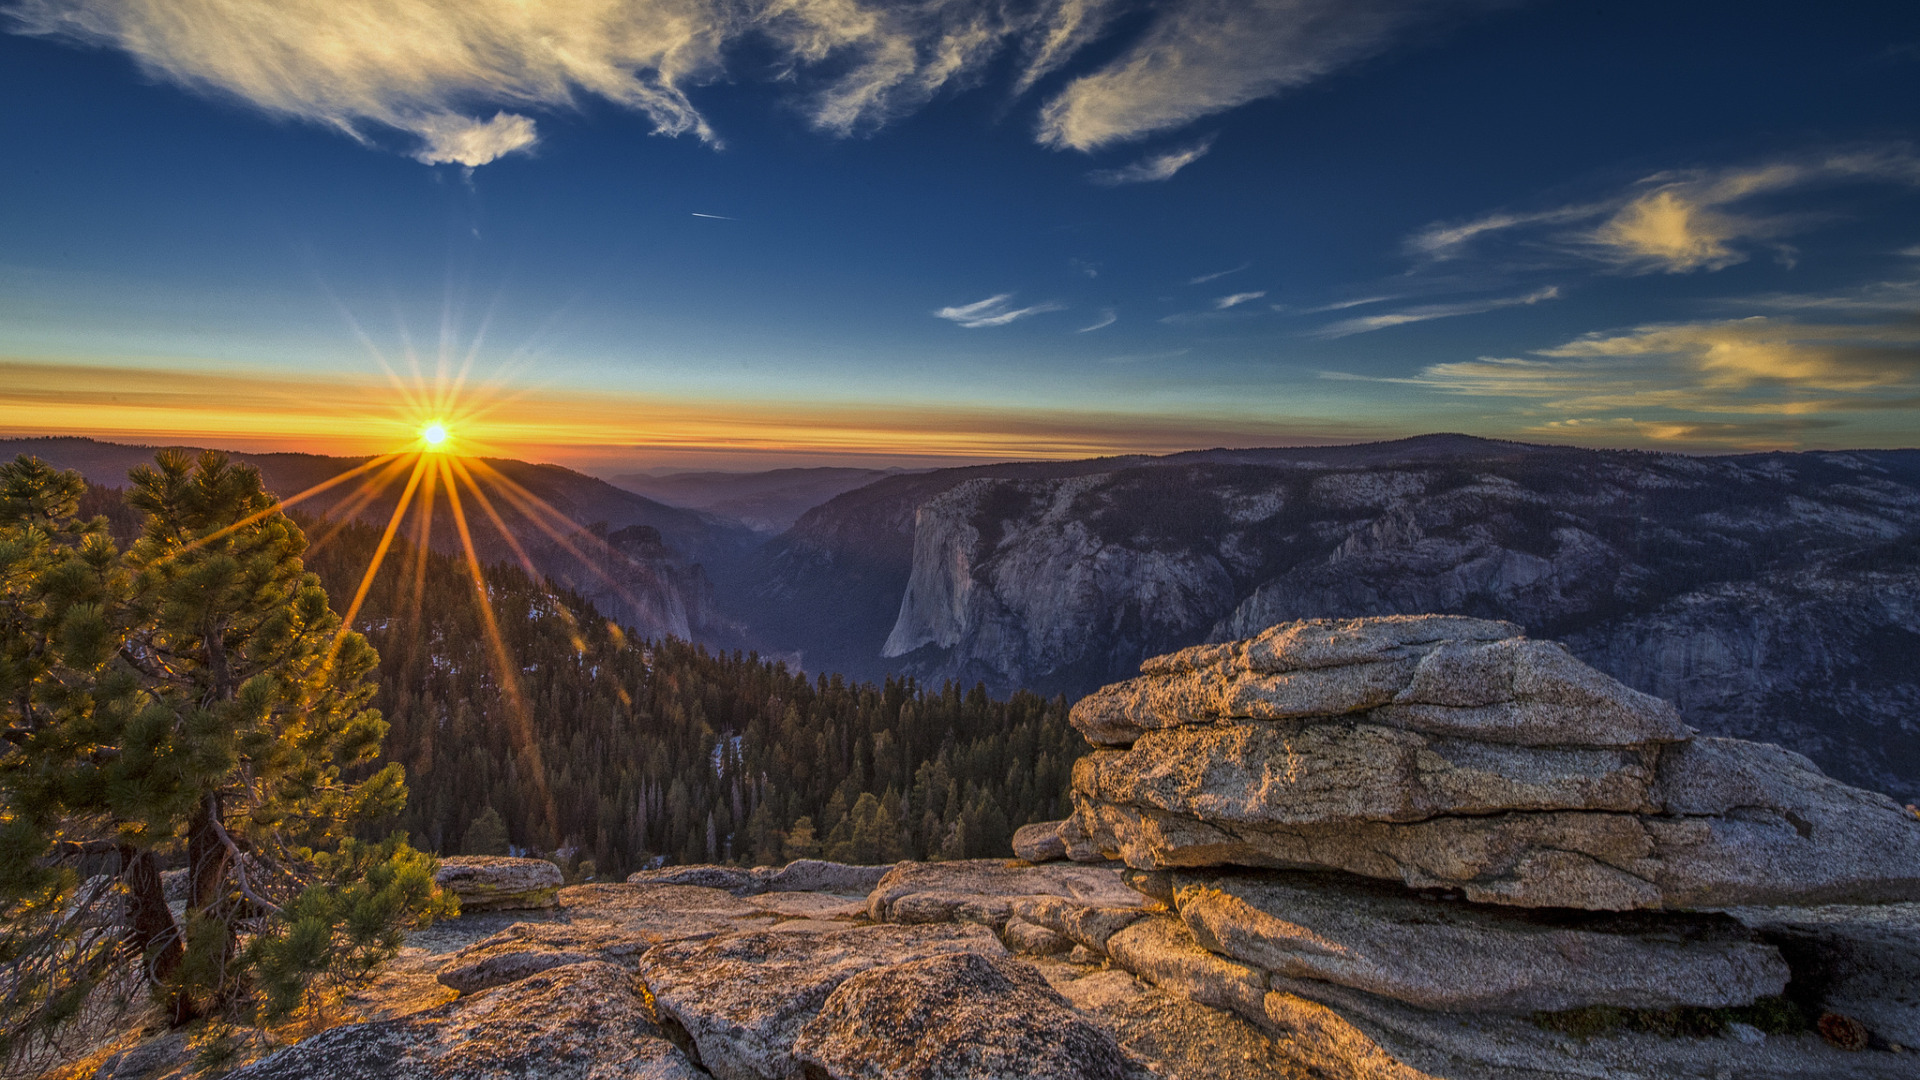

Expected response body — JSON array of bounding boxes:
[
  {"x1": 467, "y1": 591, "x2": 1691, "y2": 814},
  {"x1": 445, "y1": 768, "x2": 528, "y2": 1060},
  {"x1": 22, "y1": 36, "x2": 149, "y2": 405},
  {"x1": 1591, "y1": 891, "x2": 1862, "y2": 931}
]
[
  {"x1": 1077, "y1": 309, "x2": 1117, "y2": 332},
  {"x1": 7, "y1": 0, "x2": 1502, "y2": 167},
  {"x1": 934, "y1": 293, "x2": 1064, "y2": 328},
  {"x1": 1409, "y1": 150, "x2": 1920, "y2": 273},
  {"x1": 1315, "y1": 286, "x2": 1559, "y2": 337},
  {"x1": 1037, "y1": 0, "x2": 1496, "y2": 151},
  {"x1": 1388, "y1": 313, "x2": 1920, "y2": 446},
  {"x1": 1213, "y1": 290, "x2": 1267, "y2": 310},
  {"x1": 1088, "y1": 136, "x2": 1215, "y2": 186},
  {"x1": 1728, "y1": 278, "x2": 1920, "y2": 314}
]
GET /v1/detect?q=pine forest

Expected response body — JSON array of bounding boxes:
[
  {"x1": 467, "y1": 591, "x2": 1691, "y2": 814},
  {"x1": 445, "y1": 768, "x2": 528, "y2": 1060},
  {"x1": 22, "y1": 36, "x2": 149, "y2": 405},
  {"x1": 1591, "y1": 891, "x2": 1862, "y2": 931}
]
[{"x1": 285, "y1": 512, "x2": 1084, "y2": 880}]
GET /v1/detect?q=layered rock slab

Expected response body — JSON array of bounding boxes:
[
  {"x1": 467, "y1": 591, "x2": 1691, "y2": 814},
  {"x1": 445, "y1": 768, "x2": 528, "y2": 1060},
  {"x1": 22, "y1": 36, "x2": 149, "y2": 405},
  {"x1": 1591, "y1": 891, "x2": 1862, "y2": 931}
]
[
  {"x1": 636, "y1": 921, "x2": 1007, "y2": 1080},
  {"x1": 1064, "y1": 617, "x2": 1920, "y2": 910},
  {"x1": 1014, "y1": 820, "x2": 1070, "y2": 862},
  {"x1": 433, "y1": 856, "x2": 563, "y2": 912},
  {"x1": 1260, "y1": 974, "x2": 1919, "y2": 1080},
  {"x1": 867, "y1": 859, "x2": 1148, "y2": 928},
  {"x1": 1071, "y1": 721, "x2": 1662, "y2": 825},
  {"x1": 1070, "y1": 741, "x2": 1920, "y2": 909},
  {"x1": 1173, "y1": 872, "x2": 1788, "y2": 1014},
  {"x1": 791, "y1": 951, "x2": 1134, "y2": 1080},
  {"x1": 1078, "y1": 617, "x2": 1685, "y2": 748}
]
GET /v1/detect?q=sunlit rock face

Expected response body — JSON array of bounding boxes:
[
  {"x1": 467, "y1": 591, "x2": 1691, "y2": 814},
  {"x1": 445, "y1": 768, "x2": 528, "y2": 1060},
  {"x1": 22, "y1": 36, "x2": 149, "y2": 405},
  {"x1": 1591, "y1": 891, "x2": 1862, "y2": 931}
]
[
  {"x1": 1060, "y1": 617, "x2": 1920, "y2": 912},
  {"x1": 759, "y1": 438, "x2": 1920, "y2": 801}
]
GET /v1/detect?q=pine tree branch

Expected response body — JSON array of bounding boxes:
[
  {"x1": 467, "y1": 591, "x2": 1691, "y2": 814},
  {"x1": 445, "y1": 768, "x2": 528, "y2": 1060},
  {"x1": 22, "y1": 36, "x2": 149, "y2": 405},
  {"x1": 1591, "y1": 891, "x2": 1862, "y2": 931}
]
[{"x1": 207, "y1": 814, "x2": 284, "y2": 917}]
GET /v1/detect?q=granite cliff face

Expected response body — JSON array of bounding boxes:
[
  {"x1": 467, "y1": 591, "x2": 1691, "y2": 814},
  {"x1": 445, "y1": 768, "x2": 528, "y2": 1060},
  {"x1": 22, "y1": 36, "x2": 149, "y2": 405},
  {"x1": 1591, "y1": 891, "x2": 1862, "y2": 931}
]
[{"x1": 747, "y1": 437, "x2": 1920, "y2": 800}]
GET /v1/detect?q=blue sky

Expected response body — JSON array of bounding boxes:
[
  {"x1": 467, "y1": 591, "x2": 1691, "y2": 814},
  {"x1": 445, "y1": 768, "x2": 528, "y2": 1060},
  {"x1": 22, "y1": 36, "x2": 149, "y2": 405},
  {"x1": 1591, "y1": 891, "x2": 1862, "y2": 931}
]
[{"x1": 2, "y1": 0, "x2": 1918, "y2": 470}]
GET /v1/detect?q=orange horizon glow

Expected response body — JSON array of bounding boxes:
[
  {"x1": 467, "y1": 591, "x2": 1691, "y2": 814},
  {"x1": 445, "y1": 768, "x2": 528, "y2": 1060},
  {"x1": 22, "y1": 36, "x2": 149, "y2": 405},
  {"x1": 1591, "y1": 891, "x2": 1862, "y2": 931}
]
[
  {"x1": 0, "y1": 355, "x2": 1415, "y2": 468},
  {"x1": 3, "y1": 353, "x2": 1893, "y2": 471}
]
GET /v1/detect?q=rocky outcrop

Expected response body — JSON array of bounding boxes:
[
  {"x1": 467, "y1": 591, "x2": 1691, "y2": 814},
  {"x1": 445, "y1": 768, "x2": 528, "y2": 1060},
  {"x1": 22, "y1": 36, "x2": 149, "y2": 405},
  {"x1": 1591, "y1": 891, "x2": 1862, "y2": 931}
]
[
  {"x1": 230, "y1": 960, "x2": 702, "y2": 1079},
  {"x1": 433, "y1": 856, "x2": 563, "y2": 912},
  {"x1": 1062, "y1": 617, "x2": 1920, "y2": 910},
  {"x1": 791, "y1": 951, "x2": 1134, "y2": 1080},
  {"x1": 1003, "y1": 615, "x2": 1920, "y2": 1077}
]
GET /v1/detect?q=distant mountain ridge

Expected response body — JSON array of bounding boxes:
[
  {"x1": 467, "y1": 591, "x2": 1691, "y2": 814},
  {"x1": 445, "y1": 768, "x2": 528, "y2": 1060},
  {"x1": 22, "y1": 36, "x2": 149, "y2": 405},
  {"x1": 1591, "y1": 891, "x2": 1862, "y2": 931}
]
[
  {"x1": 0, "y1": 436, "x2": 758, "y2": 649},
  {"x1": 740, "y1": 435, "x2": 1920, "y2": 801}
]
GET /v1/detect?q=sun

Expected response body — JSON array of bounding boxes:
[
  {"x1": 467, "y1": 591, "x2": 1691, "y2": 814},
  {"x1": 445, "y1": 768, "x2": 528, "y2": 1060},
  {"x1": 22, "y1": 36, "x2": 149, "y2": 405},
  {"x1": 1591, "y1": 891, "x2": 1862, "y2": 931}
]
[{"x1": 420, "y1": 422, "x2": 449, "y2": 450}]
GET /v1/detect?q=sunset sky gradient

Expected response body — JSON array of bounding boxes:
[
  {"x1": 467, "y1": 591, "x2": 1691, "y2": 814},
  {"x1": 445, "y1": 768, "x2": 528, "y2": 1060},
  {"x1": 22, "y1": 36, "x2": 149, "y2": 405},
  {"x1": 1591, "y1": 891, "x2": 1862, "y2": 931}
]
[{"x1": 2, "y1": 1, "x2": 1917, "y2": 470}]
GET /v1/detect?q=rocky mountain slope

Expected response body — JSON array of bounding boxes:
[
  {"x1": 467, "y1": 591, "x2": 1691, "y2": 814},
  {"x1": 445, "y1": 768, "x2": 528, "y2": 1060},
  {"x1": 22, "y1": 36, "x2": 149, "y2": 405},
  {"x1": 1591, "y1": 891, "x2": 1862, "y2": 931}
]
[{"x1": 745, "y1": 436, "x2": 1920, "y2": 801}]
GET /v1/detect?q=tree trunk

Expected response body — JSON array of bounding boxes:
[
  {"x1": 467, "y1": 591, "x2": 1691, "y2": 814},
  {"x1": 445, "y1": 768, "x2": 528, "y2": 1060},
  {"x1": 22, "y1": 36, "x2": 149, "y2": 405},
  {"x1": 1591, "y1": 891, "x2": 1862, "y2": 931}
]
[
  {"x1": 118, "y1": 846, "x2": 183, "y2": 983},
  {"x1": 182, "y1": 791, "x2": 236, "y2": 1017}
]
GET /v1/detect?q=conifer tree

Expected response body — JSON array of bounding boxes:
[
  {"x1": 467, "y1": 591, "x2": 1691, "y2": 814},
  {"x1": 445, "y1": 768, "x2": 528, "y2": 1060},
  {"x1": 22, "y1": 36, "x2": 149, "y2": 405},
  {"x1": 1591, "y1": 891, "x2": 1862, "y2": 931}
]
[
  {"x1": 0, "y1": 452, "x2": 446, "y2": 1063},
  {"x1": 461, "y1": 807, "x2": 509, "y2": 855}
]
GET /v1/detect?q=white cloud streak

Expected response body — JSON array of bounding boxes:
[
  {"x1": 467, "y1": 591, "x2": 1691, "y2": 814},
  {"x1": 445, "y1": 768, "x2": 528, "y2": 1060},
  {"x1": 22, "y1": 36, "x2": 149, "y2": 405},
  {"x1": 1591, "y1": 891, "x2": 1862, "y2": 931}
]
[
  {"x1": 934, "y1": 293, "x2": 1064, "y2": 328},
  {"x1": 7, "y1": 0, "x2": 1495, "y2": 167},
  {"x1": 1315, "y1": 286, "x2": 1559, "y2": 337},
  {"x1": 1409, "y1": 150, "x2": 1920, "y2": 273},
  {"x1": 1213, "y1": 290, "x2": 1267, "y2": 309},
  {"x1": 1076, "y1": 309, "x2": 1117, "y2": 332},
  {"x1": 1087, "y1": 135, "x2": 1215, "y2": 185}
]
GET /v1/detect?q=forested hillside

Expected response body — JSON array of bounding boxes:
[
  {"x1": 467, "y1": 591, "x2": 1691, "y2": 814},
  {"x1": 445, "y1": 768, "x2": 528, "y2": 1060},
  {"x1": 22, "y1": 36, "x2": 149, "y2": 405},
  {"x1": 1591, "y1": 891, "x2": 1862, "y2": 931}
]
[{"x1": 295, "y1": 516, "x2": 1081, "y2": 879}]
